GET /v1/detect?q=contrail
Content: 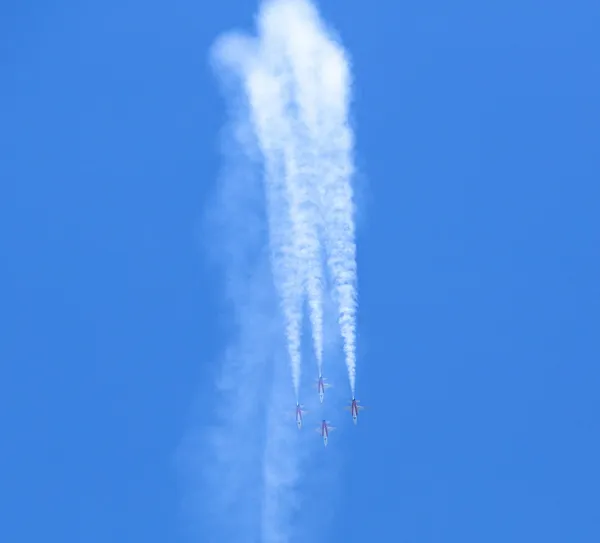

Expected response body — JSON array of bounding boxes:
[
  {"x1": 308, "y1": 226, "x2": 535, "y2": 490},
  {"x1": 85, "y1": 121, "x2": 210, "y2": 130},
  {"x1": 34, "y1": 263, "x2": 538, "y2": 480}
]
[
  {"x1": 244, "y1": 67, "x2": 306, "y2": 398},
  {"x1": 318, "y1": 119, "x2": 357, "y2": 395},
  {"x1": 176, "y1": 111, "x2": 279, "y2": 541},
  {"x1": 197, "y1": 1, "x2": 356, "y2": 541},
  {"x1": 223, "y1": 0, "x2": 336, "y2": 392},
  {"x1": 241, "y1": 0, "x2": 357, "y2": 385},
  {"x1": 256, "y1": 0, "x2": 358, "y2": 393},
  {"x1": 308, "y1": 33, "x2": 357, "y2": 395},
  {"x1": 179, "y1": 92, "x2": 306, "y2": 542}
]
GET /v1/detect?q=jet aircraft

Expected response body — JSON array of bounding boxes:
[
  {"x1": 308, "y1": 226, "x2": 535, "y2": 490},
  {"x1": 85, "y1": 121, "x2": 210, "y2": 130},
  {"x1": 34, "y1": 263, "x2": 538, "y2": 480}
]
[
  {"x1": 345, "y1": 397, "x2": 365, "y2": 425},
  {"x1": 315, "y1": 374, "x2": 331, "y2": 403},
  {"x1": 295, "y1": 403, "x2": 307, "y2": 429},
  {"x1": 316, "y1": 419, "x2": 335, "y2": 446}
]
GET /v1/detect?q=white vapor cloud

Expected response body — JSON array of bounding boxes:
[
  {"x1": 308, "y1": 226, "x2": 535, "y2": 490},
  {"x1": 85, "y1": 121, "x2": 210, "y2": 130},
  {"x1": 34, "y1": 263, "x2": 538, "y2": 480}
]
[
  {"x1": 215, "y1": 0, "x2": 357, "y2": 392},
  {"x1": 259, "y1": 0, "x2": 358, "y2": 392},
  {"x1": 179, "y1": 1, "x2": 358, "y2": 542}
]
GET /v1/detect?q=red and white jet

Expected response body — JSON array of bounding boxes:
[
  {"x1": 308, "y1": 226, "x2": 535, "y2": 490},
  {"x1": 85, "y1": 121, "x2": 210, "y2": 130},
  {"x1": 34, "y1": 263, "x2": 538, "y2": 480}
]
[
  {"x1": 315, "y1": 419, "x2": 336, "y2": 446},
  {"x1": 315, "y1": 374, "x2": 331, "y2": 403},
  {"x1": 345, "y1": 397, "x2": 366, "y2": 425},
  {"x1": 295, "y1": 403, "x2": 307, "y2": 429}
]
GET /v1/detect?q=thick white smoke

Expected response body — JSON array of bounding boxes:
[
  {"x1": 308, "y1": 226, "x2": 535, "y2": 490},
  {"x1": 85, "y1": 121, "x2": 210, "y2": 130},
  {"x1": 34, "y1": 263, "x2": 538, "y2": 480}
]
[
  {"x1": 253, "y1": 0, "x2": 358, "y2": 392},
  {"x1": 195, "y1": 1, "x2": 358, "y2": 541},
  {"x1": 245, "y1": 67, "x2": 306, "y2": 397}
]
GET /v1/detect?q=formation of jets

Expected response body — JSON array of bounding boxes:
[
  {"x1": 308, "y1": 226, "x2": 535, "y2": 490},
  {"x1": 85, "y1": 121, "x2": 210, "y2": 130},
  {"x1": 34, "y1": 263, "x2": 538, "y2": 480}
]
[{"x1": 295, "y1": 373, "x2": 366, "y2": 446}]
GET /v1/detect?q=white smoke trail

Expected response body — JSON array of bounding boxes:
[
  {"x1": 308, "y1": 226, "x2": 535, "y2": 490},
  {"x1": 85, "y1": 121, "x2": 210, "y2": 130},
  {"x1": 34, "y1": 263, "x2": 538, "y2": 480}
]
[
  {"x1": 258, "y1": 0, "x2": 358, "y2": 393},
  {"x1": 228, "y1": 0, "x2": 336, "y2": 391},
  {"x1": 318, "y1": 125, "x2": 357, "y2": 395},
  {"x1": 190, "y1": 1, "x2": 357, "y2": 541},
  {"x1": 244, "y1": 67, "x2": 306, "y2": 398},
  {"x1": 271, "y1": 6, "x2": 327, "y2": 374},
  {"x1": 244, "y1": 0, "x2": 357, "y2": 384},
  {"x1": 303, "y1": 33, "x2": 358, "y2": 396},
  {"x1": 176, "y1": 109, "x2": 278, "y2": 542}
]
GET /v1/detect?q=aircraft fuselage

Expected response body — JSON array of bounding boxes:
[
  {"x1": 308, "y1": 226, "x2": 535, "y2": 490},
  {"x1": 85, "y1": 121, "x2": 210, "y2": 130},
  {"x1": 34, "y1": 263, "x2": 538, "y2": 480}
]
[
  {"x1": 351, "y1": 399, "x2": 359, "y2": 424},
  {"x1": 318, "y1": 377, "x2": 325, "y2": 403}
]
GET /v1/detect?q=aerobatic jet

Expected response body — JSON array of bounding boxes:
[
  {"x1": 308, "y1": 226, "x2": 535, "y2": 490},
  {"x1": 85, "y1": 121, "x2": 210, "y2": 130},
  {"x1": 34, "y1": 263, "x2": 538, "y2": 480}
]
[
  {"x1": 315, "y1": 374, "x2": 331, "y2": 403},
  {"x1": 345, "y1": 397, "x2": 365, "y2": 425},
  {"x1": 316, "y1": 419, "x2": 335, "y2": 446},
  {"x1": 295, "y1": 403, "x2": 307, "y2": 429}
]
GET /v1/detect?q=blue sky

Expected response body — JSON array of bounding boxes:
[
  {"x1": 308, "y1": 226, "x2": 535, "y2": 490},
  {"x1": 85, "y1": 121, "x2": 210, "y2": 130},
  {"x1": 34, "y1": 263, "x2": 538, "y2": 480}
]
[{"x1": 2, "y1": 1, "x2": 599, "y2": 542}]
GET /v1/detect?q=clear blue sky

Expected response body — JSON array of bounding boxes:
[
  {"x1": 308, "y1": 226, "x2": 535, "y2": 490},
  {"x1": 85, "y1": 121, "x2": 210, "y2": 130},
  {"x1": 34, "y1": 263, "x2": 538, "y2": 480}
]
[{"x1": 2, "y1": 1, "x2": 599, "y2": 542}]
